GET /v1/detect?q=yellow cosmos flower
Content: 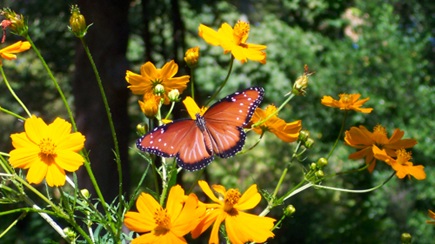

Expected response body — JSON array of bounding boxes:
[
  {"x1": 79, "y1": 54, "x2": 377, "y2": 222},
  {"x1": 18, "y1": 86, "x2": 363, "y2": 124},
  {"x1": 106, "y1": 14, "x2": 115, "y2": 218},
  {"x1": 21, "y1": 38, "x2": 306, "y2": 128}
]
[
  {"x1": 199, "y1": 21, "x2": 267, "y2": 64},
  {"x1": 9, "y1": 116, "x2": 85, "y2": 187},
  {"x1": 124, "y1": 185, "x2": 205, "y2": 244},
  {"x1": 321, "y1": 93, "x2": 373, "y2": 113},
  {"x1": 0, "y1": 41, "x2": 31, "y2": 63},
  {"x1": 192, "y1": 180, "x2": 275, "y2": 244},
  {"x1": 138, "y1": 93, "x2": 161, "y2": 118},
  {"x1": 182, "y1": 96, "x2": 208, "y2": 119},
  {"x1": 426, "y1": 210, "x2": 435, "y2": 225},
  {"x1": 372, "y1": 146, "x2": 426, "y2": 180},
  {"x1": 126, "y1": 60, "x2": 190, "y2": 104},
  {"x1": 250, "y1": 105, "x2": 302, "y2": 143},
  {"x1": 344, "y1": 125, "x2": 417, "y2": 172}
]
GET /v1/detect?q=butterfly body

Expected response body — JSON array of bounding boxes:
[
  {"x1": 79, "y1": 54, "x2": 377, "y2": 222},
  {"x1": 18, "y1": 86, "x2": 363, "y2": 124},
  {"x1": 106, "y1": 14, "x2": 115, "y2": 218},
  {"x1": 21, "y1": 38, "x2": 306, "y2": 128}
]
[{"x1": 137, "y1": 86, "x2": 264, "y2": 171}]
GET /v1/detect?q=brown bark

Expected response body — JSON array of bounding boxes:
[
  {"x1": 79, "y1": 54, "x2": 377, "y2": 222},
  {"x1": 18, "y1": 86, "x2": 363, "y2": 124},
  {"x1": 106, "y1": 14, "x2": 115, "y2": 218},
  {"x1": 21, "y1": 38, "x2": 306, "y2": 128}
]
[{"x1": 73, "y1": 0, "x2": 131, "y2": 201}]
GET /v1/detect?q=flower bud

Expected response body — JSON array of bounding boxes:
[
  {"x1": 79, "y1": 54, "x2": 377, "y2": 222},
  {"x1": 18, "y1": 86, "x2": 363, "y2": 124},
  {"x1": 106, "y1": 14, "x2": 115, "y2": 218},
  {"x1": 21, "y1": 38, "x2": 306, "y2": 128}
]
[
  {"x1": 168, "y1": 89, "x2": 180, "y2": 102},
  {"x1": 184, "y1": 46, "x2": 199, "y2": 68},
  {"x1": 154, "y1": 84, "x2": 165, "y2": 95},
  {"x1": 298, "y1": 130, "x2": 310, "y2": 142},
  {"x1": 304, "y1": 138, "x2": 315, "y2": 148},
  {"x1": 80, "y1": 189, "x2": 90, "y2": 199},
  {"x1": 63, "y1": 227, "x2": 77, "y2": 241},
  {"x1": 1, "y1": 8, "x2": 28, "y2": 37},
  {"x1": 400, "y1": 233, "x2": 412, "y2": 244},
  {"x1": 69, "y1": 5, "x2": 88, "y2": 38},
  {"x1": 315, "y1": 170, "x2": 324, "y2": 178},
  {"x1": 317, "y1": 157, "x2": 328, "y2": 168},
  {"x1": 136, "y1": 123, "x2": 148, "y2": 135},
  {"x1": 310, "y1": 162, "x2": 317, "y2": 170},
  {"x1": 283, "y1": 204, "x2": 296, "y2": 217}
]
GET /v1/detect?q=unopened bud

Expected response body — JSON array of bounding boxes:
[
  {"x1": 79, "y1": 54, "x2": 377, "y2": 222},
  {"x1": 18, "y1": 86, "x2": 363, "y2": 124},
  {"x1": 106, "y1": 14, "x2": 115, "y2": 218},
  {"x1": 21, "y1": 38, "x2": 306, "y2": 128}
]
[
  {"x1": 283, "y1": 204, "x2": 296, "y2": 217},
  {"x1": 291, "y1": 64, "x2": 314, "y2": 96},
  {"x1": 80, "y1": 189, "x2": 90, "y2": 199},
  {"x1": 154, "y1": 84, "x2": 165, "y2": 95},
  {"x1": 304, "y1": 138, "x2": 315, "y2": 148},
  {"x1": 168, "y1": 89, "x2": 180, "y2": 102},
  {"x1": 317, "y1": 157, "x2": 328, "y2": 168},
  {"x1": 315, "y1": 170, "x2": 324, "y2": 178},
  {"x1": 298, "y1": 130, "x2": 310, "y2": 142},
  {"x1": 69, "y1": 5, "x2": 89, "y2": 38},
  {"x1": 63, "y1": 227, "x2": 77, "y2": 241},
  {"x1": 184, "y1": 46, "x2": 199, "y2": 68},
  {"x1": 400, "y1": 233, "x2": 412, "y2": 244},
  {"x1": 136, "y1": 123, "x2": 147, "y2": 135}
]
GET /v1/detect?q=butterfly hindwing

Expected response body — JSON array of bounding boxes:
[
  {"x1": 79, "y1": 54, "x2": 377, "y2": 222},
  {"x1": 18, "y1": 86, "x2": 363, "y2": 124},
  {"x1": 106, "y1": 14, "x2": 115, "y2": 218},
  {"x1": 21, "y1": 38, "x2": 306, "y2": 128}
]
[{"x1": 203, "y1": 86, "x2": 264, "y2": 157}]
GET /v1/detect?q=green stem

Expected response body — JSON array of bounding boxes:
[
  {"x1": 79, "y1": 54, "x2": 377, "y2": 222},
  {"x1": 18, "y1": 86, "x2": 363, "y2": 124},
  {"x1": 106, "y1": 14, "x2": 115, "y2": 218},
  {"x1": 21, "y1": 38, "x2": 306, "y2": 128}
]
[
  {"x1": 0, "y1": 66, "x2": 31, "y2": 117},
  {"x1": 79, "y1": 37, "x2": 121, "y2": 240},
  {"x1": 0, "y1": 106, "x2": 26, "y2": 120},
  {"x1": 326, "y1": 111, "x2": 348, "y2": 159},
  {"x1": 25, "y1": 36, "x2": 77, "y2": 131},
  {"x1": 252, "y1": 92, "x2": 295, "y2": 128},
  {"x1": 205, "y1": 56, "x2": 234, "y2": 106}
]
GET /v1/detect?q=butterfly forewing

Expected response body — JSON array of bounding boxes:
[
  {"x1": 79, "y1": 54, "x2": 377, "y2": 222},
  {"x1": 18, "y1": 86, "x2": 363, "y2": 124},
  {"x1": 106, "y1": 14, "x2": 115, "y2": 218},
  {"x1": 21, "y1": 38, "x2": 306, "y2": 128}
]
[
  {"x1": 137, "y1": 119, "x2": 197, "y2": 157},
  {"x1": 203, "y1": 86, "x2": 264, "y2": 157}
]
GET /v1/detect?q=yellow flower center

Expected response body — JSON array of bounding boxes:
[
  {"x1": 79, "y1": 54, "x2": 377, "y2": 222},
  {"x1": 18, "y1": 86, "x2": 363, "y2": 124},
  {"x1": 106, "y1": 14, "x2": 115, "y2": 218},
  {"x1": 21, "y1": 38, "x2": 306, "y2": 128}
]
[
  {"x1": 223, "y1": 188, "x2": 241, "y2": 214},
  {"x1": 396, "y1": 149, "x2": 412, "y2": 164},
  {"x1": 339, "y1": 94, "x2": 352, "y2": 107},
  {"x1": 39, "y1": 138, "x2": 57, "y2": 156},
  {"x1": 233, "y1": 21, "x2": 250, "y2": 45},
  {"x1": 154, "y1": 207, "x2": 171, "y2": 235},
  {"x1": 372, "y1": 124, "x2": 388, "y2": 145}
]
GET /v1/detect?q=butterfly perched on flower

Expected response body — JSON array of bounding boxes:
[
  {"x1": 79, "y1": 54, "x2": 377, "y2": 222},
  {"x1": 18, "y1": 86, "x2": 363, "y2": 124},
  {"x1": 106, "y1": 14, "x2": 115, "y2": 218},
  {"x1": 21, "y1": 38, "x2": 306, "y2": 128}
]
[{"x1": 137, "y1": 87, "x2": 264, "y2": 171}]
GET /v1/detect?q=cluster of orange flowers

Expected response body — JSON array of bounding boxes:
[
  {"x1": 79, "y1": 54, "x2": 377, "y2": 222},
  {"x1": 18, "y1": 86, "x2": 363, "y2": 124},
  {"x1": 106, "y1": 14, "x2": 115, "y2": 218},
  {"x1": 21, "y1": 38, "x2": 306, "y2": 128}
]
[{"x1": 321, "y1": 93, "x2": 425, "y2": 180}]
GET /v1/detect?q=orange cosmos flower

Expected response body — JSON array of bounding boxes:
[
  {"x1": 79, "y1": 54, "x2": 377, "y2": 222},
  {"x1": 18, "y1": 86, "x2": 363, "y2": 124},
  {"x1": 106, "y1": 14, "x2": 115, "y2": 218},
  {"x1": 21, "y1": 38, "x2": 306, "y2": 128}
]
[
  {"x1": 124, "y1": 185, "x2": 205, "y2": 244},
  {"x1": 344, "y1": 125, "x2": 417, "y2": 172},
  {"x1": 250, "y1": 105, "x2": 302, "y2": 143},
  {"x1": 192, "y1": 180, "x2": 275, "y2": 244},
  {"x1": 126, "y1": 60, "x2": 190, "y2": 104},
  {"x1": 321, "y1": 93, "x2": 373, "y2": 113},
  {"x1": 138, "y1": 93, "x2": 161, "y2": 118},
  {"x1": 9, "y1": 116, "x2": 85, "y2": 187},
  {"x1": 426, "y1": 210, "x2": 435, "y2": 225},
  {"x1": 372, "y1": 146, "x2": 426, "y2": 180},
  {"x1": 0, "y1": 41, "x2": 31, "y2": 63},
  {"x1": 199, "y1": 21, "x2": 267, "y2": 64}
]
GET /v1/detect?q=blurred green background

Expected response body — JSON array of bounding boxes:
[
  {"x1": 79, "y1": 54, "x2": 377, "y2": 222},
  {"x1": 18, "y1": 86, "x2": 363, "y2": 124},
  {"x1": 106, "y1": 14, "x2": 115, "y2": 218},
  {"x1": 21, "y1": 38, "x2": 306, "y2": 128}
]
[{"x1": 1, "y1": 0, "x2": 434, "y2": 243}]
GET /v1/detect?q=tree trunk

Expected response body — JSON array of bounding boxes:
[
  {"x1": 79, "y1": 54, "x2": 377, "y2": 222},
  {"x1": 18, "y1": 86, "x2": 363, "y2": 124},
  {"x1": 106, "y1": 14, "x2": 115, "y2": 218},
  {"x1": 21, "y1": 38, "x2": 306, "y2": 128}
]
[{"x1": 73, "y1": 0, "x2": 131, "y2": 201}]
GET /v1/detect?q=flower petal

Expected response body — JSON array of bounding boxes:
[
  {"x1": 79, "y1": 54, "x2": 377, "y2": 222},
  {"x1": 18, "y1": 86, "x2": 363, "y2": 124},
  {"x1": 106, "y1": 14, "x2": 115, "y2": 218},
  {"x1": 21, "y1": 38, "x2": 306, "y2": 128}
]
[
  {"x1": 45, "y1": 162, "x2": 66, "y2": 187},
  {"x1": 225, "y1": 211, "x2": 275, "y2": 244},
  {"x1": 198, "y1": 24, "x2": 222, "y2": 46},
  {"x1": 198, "y1": 180, "x2": 221, "y2": 203},
  {"x1": 26, "y1": 159, "x2": 48, "y2": 185},
  {"x1": 236, "y1": 184, "x2": 261, "y2": 210},
  {"x1": 55, "y1": 151, "x2": 84, "y2": 172},
  {"x1": 24, "y1": 116, "x2": 48, "y2": 144},
  {"x1": 9, "y1": 147, "x2": 40, "y2": 169}
]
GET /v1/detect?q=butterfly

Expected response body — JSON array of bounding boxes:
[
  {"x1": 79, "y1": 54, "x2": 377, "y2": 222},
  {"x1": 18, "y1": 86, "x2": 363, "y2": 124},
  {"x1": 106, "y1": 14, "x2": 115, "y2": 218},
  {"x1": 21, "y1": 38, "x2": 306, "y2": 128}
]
[{"x1": 136, "y1": 86, "x2": 265, "y2": 171}]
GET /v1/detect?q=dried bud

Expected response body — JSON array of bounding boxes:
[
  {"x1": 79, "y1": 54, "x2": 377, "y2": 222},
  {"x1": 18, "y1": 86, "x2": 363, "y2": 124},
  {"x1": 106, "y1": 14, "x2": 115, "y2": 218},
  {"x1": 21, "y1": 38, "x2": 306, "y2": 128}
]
[
  {"x1": 69, "y1": 5, "x2": 89, "y2": 38},
  {"x1": 1, "y1": 8, "x2": 28, "y2": 37},
  {"x1": 291, "y1": 64, "x2": 314, "y2": 96},
  {"x1": 184, "y1": 46, "x2": 199, "y2": 68}
]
